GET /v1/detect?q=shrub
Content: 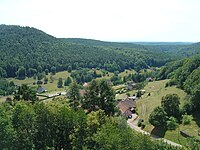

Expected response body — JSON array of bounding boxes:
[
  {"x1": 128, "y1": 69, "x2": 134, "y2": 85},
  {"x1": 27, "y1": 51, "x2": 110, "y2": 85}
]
[
  {"x1": 182, "y1": 114, "x2": 192, "y2": 125},
  {"x1": 137, "y1": 119, "x2": 144, "y2": 127},
  {"x1": 167, "y1": 117, "x2": 178, "y2": 130}
]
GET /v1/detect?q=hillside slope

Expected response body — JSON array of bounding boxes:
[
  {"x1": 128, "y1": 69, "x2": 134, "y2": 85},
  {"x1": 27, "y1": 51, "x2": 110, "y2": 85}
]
[{"x1": 0, "y1": 25, "x2": 172, "y2": 78}]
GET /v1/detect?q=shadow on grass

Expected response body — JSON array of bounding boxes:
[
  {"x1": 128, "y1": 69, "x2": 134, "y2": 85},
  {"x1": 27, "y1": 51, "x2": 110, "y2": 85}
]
[
  {"x1": 150, "y1": 127, "x2": 167, "y2": 138},
  {"x1": 192, "y1": 111, "x2": 200, "y2": 127}
]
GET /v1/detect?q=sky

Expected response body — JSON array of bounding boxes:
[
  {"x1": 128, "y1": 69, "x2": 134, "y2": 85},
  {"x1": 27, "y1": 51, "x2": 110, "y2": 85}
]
[{"x1": 0, "y1": 0, "x2": 200, "y2": 42}]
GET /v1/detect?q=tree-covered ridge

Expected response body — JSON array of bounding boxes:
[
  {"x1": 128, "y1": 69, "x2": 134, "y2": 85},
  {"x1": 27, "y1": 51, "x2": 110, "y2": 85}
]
[
  {"x1": 0, "y1": 25, "x2": 180, "y2": 78},
  {"x1": 64, "y1": 38, "x2": 146, "y2": 49}
]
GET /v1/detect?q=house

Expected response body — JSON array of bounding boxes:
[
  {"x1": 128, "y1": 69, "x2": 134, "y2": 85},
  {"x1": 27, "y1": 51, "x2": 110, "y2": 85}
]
[
  {"x1": 117, "y1": 97, "x2": 137, "y2": 118},
  {"x1": 37, "y1": 87, "x2": 47, "y2": 94}
]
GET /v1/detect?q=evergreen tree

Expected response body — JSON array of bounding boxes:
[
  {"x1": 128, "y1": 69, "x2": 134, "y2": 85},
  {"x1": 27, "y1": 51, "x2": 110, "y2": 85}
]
[
  {"x1": 64, "y1": 77, "x2": 72, "y2": 86},
  {"x1": 68, "y1": 81, "x2": 80, "y2": 110},
  {"x1": 67, "y1": 65, "x2": 72, "y2": 73},
  {"x1": 57, "y1": 78, "x2": 63, "y2": 88}
]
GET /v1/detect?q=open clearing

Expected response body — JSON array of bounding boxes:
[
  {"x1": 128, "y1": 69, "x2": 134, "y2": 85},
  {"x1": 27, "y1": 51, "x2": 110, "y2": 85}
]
[{"x1": 135, "y1": 79, "x2": 199, "y2": 146}]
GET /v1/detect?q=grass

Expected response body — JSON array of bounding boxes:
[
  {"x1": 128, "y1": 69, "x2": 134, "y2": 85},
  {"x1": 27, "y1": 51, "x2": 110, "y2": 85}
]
[
  {"x1": 8, "y1": 71, "x2": 71, "y2": 93},
  {"x1": 7, "y1": 70, "x2": 114, "y2": 93},
  {"x1": 134, "y1": 79, "x2": 199, "y2": 146},
  {"x1": 118, "y1": 69, "x2": 136, "y2": 78},
  {"x1": 136, "y1": 79, "x2": 187, "y2": 121}
]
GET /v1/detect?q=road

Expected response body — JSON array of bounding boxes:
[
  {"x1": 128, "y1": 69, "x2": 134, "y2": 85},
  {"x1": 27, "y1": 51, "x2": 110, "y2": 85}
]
[{"x1": 127, "y1": 120, "x2": 183, "y2": 148}]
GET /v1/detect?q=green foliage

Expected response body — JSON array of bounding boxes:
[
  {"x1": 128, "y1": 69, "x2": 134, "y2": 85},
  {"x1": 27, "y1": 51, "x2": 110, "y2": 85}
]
[
  {"x1": 57, "y1": 77, "x2": 63, "y2": 88},
  {"x1": 71, "y1": 69, "x2": 101, "y2": 84},
  {"x1": 182, "y1": 114, "x2": 192, "y2": 125},
  {"x1": 16, "y1": 66, "x2": 26, "y2": 79},
  {"x1": 83, "y1": 80, "x2": 115, "y2": 115},
  {"x1": 0, "y1": 105, "x2": 16, "y2": 149},
  {"x1": 12, "y1": 102, "x2": 36, "y2": 149},
  {"x1": 0, "y1": 98, "x2": 184, "y2": 150},
  {"x1": 67, "y1": 65, "x2": 72, "y2": 73},
  {"x1": 0, "y1": 67, "x2": 7, "y2": 77},
  {"x1": 167, "y1": 116, "x2": 178, "y2": 130},
  {"x1": 50, "y1": 66, "x2": 56, "y2": 75},
  {"x1": 44, "y1": 76, "x2": 48, "y2": 84},
  {"x1": 0, "y1": 78, "x2": 16, "y2": 96},
  {"x1": 68, "y1": 81, "x2": 81, "y2": 110},
  {"x1": 45, "y1": 68, "x2": 49, "y2": 75},
  {"x1": 64, "y1": 76, "x2": 72, "y2": 86},
  {"x1": 14, "y1": 84, "x2": 38, "y2": 103},
  {"x1": 161, "y1": 94, "x2": 180, "y2": 118},
  {"x1": 149, "y1": 106, "x2": 168, "y2": 128},
  {"x1": 0, "y1": 25, "x2": 178, "y2": 79}
]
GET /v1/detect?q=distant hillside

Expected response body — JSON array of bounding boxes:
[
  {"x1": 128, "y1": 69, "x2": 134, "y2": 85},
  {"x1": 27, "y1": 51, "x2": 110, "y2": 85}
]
[
  {"x1": 134, "y1": 42, "x2": 193, "y2": 45},
  {"x1": 64, "y1": 38, "x2": 146, "y2": 49},
  {"x1": 0, "y1": 25, "x2": 172, "y2": 78}
]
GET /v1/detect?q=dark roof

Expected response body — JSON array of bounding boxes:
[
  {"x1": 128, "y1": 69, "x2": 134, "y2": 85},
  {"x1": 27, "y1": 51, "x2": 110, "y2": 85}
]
[{"x1": 37, "y1": 87, "x2": 47, "y2": 93}]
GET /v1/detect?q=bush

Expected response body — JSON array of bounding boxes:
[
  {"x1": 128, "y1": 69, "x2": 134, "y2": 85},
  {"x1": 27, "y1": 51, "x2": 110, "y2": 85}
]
[
  {"x1": 182, "y1": 114, "x2": 192, "y2": 125},
  {"x1": 37, "y1": 80, "x2": 43, "y2": 85},
  {"x1": 167, "y1": 117, "x2": 178, "y2": 130},
  {"x1": 141, "y1": 123, "x2": 146, "y2": 129},
  {"x1": 137, "y1": 119, "x2": 144, "y2": 127}
]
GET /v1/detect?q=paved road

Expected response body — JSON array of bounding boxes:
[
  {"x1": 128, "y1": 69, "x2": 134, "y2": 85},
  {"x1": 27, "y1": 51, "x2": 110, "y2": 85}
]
[{"x1": 127, "y1": 121, "x2": 183, "y2": 148}]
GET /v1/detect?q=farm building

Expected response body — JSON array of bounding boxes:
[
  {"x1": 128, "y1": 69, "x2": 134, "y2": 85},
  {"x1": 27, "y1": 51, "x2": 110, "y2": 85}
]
[{"x1": 117, "y1": 97, "x2": 137, "y2": 118}]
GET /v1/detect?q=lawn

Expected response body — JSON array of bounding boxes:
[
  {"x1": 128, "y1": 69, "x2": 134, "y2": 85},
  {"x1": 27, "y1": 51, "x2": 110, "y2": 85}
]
[{"x1": 8, "y1": 71, "x2": 71, "y2": 92}]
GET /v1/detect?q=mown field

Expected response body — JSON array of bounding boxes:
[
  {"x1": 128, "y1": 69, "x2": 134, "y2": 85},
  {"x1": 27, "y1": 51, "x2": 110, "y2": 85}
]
[{"x1": 7, "y1": 71, "x2": 71, "y2": 92}]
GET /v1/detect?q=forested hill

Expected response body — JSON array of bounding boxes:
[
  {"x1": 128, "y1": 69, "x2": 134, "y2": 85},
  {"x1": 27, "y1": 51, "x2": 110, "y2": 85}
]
[
  {"x1": 0, "y1": 25, "x2": 173, "y2": 78},
  {"x1": 64, "y1": 38, "x2": 146, "y2": 49},
  {"x1": 142, "y1": 43, "x2": 200, "y2": 58},
  {"x1": 158, "y1": 54, "x2": 200, "y2": 110},
  {"x1": 159, "y1": 54, "x2": 200, "y2": 92}
]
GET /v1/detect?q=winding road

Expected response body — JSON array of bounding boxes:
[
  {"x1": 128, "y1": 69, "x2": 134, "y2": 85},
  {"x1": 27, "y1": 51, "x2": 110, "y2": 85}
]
[{"x1": 127, "y1": 119, "x2": 183, "y2": 148}]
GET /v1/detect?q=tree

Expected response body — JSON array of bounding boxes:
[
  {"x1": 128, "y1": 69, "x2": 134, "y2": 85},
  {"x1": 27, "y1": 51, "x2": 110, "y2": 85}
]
[
  {"x1": 161, "y1": 94, "x2": 180, "y2": 118},
  {"x1": 64, "y1": 77, "x2": 72, "y2": 86},
  {"x1": 149, "y1": 106, "x2": 168, "y2": 128},
  {"x1": 68, "y1": 81, "x2": 80, "y2": 110},
  {"x1": 16, "y1": 66, "x2": 26, "y2": 79},
  {"x1": 12, "y1": 102, "x2": 36, "y2": 149},
  {"x1": 83, "y1": 80, "x2": 115, "y2": 115},
  {"x1": 37, "y1": 65, "x2": 42, "y2": 73},
  {"x1": 51, "y1": 66, "x2": 56, "y2": 75},
  {"x1": 45, "y1": 69, "x2": 49, "y2": 75},
  {"x1": 37, "y1": 72, "x2": 43, "y2": 80},
  {"x1": 14, "y1": 84, "x2": 37, "y2": 103},
  {"x1": 57, "y1": 77, "x2": 63, "y2": 88},
  {"x1": 67, "y1": 65, "x2": 72, "y2": 73},
  {"x1": 167, "y1": 116, "x2": 178, "y2": 130},
  {"x1": 0, "y1": 67, "x2": 7, "y2": 77},
  {"x1": 98, "y1": 80, "x2": 115, "y2": 115},
  {"x1": 28, "y1": 68, "x2": 37, "y2": 77},
  {"x1": 182, "y1": 114, "x2": 192, "y2": 125},
  {"x1": 44, "y1": 76, "x2": 48, "y2": 84},
  {"x1": 83, "y1": 80, "x2": 99, "y2": 112},
  {"x1": 0, "y1": 106, "x2": 16, "y2": 149}
]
